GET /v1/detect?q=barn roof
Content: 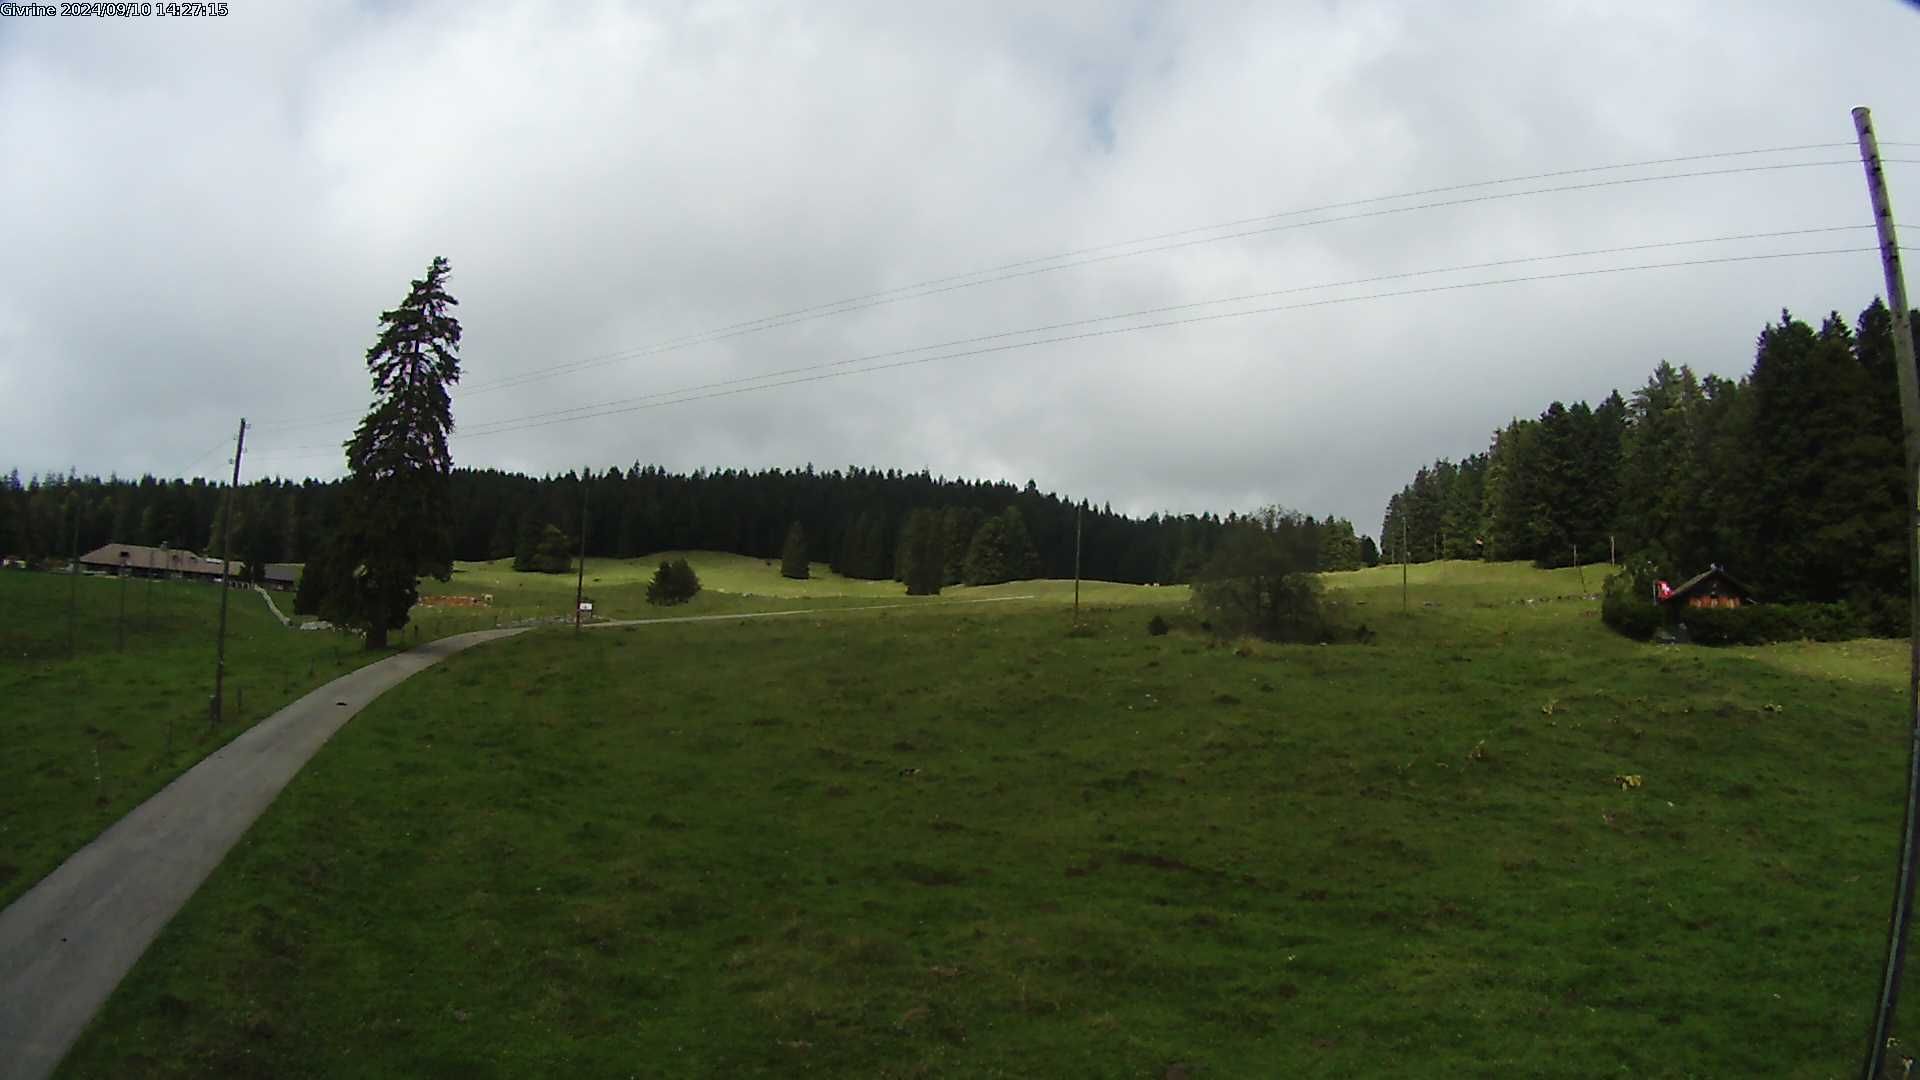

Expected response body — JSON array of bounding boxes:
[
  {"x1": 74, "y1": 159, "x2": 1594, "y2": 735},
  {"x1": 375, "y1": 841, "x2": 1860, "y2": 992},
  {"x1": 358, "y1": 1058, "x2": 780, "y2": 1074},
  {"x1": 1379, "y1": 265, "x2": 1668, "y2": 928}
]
[
  {"x1": 1661, "y1": 563, "x2": 1755, "y2": 604},
  {"x1": 79, "y1": 542, "x2": 211, "y2": 572}
]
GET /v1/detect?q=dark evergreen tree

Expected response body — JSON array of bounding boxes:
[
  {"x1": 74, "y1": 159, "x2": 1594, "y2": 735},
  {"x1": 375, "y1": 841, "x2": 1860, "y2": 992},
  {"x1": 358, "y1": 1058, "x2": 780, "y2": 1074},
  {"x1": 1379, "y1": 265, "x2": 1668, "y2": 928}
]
[
  {"x1": 999, "y1": 506, "x2": 1042, "y2": 580},
  {"x1": 646, "y1": 556, "x2": 701, "y2": 605},
  {"x1": 513, "y1": 524, "x2": 573, "y2": 574},
  {"x1": 940, "y1": 506, "x2": 983, "y2": 585},
  {"x1": 309, "y1": 256, "x2": 463, "y2": 649},
  {"x1": 899, "y1": 509, "x2": 944, "y2": 595},
  {"x1": 961, "y1": 514, "x2": 1012, "y2": 586},
  {"x1": 780, "y1": 521, "x2": 809, "y2": 579}
]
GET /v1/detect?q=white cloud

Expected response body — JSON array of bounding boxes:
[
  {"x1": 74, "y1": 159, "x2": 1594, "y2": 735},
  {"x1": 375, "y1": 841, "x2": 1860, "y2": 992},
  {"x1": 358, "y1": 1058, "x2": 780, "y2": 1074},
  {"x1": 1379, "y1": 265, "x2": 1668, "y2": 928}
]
[{"x1": 2, "y1": 0, "x2": 1917, "y2": 534}]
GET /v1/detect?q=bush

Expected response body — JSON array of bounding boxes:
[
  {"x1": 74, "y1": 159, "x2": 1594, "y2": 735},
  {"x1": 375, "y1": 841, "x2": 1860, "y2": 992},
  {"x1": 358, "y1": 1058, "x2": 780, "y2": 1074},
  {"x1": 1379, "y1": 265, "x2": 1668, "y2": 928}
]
[
  {"x1": 646, "y1": 558, "x2": 701, "y2": 606},
  {"x1": 1191, "y1": 509, "x2": 1342, "y2": 643},
  {"x1": 1147, "y1": 614, "x2": 1169, "y2": 636},
  {"x1": 1679, "y1": 602, "x2": 1859, "y2": 645},
  {"x1": 513, "y1": 523, "x2": 573, "y2": 574},
  {"x1": 1601, "y1": 559, "x2": 1663, "y2": 640}
]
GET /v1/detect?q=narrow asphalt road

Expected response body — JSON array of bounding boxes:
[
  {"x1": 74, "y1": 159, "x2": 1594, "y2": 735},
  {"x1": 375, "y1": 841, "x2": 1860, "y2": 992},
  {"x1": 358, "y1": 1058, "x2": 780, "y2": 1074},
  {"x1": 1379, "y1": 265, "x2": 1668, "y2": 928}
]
[{"x1": 0, "y1": 626, "x2": 528, "y2": 1080}]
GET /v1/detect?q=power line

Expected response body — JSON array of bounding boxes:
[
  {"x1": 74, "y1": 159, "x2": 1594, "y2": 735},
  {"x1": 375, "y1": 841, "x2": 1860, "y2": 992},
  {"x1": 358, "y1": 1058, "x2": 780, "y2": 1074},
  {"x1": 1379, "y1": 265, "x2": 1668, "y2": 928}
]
[
  {"x1": 475, "y1": 144, "x2": 1870, "y2": 374},
  {"x1": 250, "y1": 144, "x2": 1891, "y2": 432},
  {"x1": 453, "y1": 159, "x2": 1874, "y2": 400},
  {"x1": 449, "y1": 224, "x2": 1878, "y2": 438},
  {"x1": 173, "y1": 438, "x2": 233, "y2": 478},
  {"x1": 247, "y1": 229, "x2": 1872, "y2": 457},
  {"x1": 216, "y1": 244, "x2": 1871, "y2": 462}
]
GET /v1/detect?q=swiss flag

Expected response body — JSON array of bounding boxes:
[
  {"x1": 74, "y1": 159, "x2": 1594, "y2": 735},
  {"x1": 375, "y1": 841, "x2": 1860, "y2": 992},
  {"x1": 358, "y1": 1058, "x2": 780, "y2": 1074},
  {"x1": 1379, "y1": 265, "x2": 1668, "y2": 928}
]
[{"x1": 1655, "y1": 580, "x2": 1674, "y2": 601}]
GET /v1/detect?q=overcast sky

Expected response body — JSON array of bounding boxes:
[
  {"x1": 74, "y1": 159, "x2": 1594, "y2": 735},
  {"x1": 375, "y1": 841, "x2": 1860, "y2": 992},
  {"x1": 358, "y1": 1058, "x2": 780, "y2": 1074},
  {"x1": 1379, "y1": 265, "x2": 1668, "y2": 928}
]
[{"x1": 3, "y1": 1, "x2": 1919, "y2": 535}]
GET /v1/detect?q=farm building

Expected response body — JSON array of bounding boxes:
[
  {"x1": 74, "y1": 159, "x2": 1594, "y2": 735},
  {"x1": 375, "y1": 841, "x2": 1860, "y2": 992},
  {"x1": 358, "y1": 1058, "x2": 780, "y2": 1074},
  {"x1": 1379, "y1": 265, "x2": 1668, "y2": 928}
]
[
  {"x1": 1656, "y1": 564, "x2": 1753, "y2": 610},
  {"x1": 77, "y1": 543, "x2": 243, "y2": 585}
]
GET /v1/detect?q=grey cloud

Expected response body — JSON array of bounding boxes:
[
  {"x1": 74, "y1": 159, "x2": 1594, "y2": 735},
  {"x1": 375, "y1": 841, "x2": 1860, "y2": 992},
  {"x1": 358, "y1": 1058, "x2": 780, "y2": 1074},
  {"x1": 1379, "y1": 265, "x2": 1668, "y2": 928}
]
[{"x1": 2, "y1": 0, "x2": 1917, "y2": 538}]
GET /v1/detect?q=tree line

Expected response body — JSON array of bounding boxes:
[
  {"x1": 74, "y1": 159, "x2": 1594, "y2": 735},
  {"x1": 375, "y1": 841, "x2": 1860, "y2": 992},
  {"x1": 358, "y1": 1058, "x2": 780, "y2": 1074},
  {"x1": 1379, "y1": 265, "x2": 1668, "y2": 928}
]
[
  {"x1": 2, "y1": 463, "x2": 1378, "y2": 588},
  {"x1": 1379, "y1": 298, "x2": 1918, "y2": 632}
]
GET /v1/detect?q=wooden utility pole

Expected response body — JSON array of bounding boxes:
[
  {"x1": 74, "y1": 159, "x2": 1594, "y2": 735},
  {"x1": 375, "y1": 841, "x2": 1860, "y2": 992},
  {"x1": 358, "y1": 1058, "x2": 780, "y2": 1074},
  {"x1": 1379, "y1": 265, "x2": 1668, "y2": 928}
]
[
  {"x1": 1073, "y1": 503, "x2": 1082, "y2": 623},
  {"x1": 1401, "y1": 515, "x2": 1408, "y2": 614},
  {"x1": 65, "y1": 495, "x2": 79, "y2": 659},
  {"x1": 116, "y1": 551, "x2": 129, "y2": 651},
  {"x1": 210, "y1": 418, "x2": 245, "y2": 727},
  {"x1": 574, "y1": 472, "x2": 589, "y2": 634},
  {"x1": 1853, "y1": 105, "x2": 1920, "y2": 1080}
]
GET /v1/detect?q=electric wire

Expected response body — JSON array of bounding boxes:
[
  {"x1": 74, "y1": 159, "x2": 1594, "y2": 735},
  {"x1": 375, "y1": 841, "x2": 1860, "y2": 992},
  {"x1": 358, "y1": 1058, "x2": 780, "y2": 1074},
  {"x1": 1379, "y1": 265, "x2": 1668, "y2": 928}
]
[
  {"x1": 250, "y1": 144, "x2": 1894, "y2": 432},
  {"x1": 451, "y1": 225, "x2": 1879, "y2": 438},
  {"x1": 243, "y1": 244, "x2": 1878, "y2": 461}
]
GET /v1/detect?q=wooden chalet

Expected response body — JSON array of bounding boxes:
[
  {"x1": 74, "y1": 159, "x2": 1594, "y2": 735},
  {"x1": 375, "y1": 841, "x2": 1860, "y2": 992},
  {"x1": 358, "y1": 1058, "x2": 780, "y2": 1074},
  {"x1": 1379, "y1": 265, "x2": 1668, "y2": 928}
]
[{"x1": 1657, "y1": 564, "x2": 1753, "y2": 610}]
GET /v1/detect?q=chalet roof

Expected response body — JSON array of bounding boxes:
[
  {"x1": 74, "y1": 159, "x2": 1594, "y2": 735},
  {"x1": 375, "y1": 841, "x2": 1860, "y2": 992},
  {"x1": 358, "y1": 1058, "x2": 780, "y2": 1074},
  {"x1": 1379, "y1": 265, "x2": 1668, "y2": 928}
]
[
  {"x1": 1661, "y1": 564, "x2": 1755, "y2": 604},
  {"x1": 261, "y1": 563, "x2": 299, "y2": 584},
  {"x1": 78, "y1": 542, "x2": 228, "y2": 577}
]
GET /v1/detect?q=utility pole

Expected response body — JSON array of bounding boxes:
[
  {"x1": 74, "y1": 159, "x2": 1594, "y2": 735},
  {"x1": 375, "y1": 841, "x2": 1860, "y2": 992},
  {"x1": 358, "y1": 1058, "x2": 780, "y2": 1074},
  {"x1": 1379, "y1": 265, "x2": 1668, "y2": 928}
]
[
  {"x1": 1853, "y1": 105, "x2": 1920, "y2": 1080},
  {"x1": 1401, "y1": 515, "x2": 1408, "y2": 615},
  {"x1": 65, "y1": 494, "x2": 79, "y2": 659},
  {"x1": 116, "y1": 550, "x2": 129, "y2": 651},
  {"x1": 146, "y1": 540, "x2": 166, "y2": 633},
  {"x1": 1574, "y1": 543, "x2": 1585, "y2": 591},
  {"x1": 210, "y1": 418, "x2": 245, "y2": 728},
  {"x1": 1073, "y1": 502, "x2": 1082, "y2": 623},
  {"x1": 574, "y1": 471, "x2": 589, "y2": 634}
]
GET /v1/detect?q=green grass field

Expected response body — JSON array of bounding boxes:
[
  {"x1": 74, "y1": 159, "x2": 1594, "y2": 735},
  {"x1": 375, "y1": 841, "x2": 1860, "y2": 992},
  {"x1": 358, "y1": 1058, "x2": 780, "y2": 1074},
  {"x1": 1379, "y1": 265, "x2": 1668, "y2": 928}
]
[
  {"x1": 0, "y1": 554, "x2": 1135, "y2": 915},
  {"x1": 0, "y1": 571, "x2": 373, "y2": 910},
  {"x1": 413, "y1": 552, "x2": 1186, "y2": 632},
  {"x1": 51, "y1": 560, "x2": 1920, "y2": 1077}
]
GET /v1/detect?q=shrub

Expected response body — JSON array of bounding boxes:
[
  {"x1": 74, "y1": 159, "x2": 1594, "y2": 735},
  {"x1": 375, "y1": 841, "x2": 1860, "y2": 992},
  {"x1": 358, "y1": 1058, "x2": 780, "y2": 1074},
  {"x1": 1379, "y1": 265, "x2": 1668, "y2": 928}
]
[
  {"x1": 513, "y1": 523, "x2": 573, "y2": 574},
  {"x1": 1190, "y1": 509, "x2": 1340, "y2": 643},
  {"x1": 1601, "y1": 559, "x2": 1663, "y2": 640},
  {"x1": 1679, "y1": 602, "x2": 1859, "y2": 645},
  {"x1": 1147, "y1": 614, "x2": 1169, "y2": 637},
  {"x1": 646, "y1": 557, "x2": 701, "y2": 606}
]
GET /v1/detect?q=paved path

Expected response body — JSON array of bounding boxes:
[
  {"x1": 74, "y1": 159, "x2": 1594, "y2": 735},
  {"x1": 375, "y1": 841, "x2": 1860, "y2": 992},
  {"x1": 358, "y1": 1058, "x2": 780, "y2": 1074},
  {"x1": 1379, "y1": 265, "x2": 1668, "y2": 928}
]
[{"x1": 0, "y1": 627, "x2": 528, "y2": 1080}]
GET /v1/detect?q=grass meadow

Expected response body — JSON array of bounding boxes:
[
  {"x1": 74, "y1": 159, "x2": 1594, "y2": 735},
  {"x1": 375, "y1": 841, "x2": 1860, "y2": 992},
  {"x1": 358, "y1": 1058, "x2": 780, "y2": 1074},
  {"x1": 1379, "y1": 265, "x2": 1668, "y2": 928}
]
[
  {"x1": 49, "y1": 559, "x2": 1920, "y2": 1077},
  {"x1": 0, "y1": 571, "x2": 373, "y2": 910}
]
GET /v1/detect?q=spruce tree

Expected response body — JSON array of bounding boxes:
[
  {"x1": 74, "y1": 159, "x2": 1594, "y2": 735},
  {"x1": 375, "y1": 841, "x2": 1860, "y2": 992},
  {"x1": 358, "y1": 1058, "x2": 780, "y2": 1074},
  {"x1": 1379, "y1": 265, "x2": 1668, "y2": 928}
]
[
  {"x1": 901, "y1": 509, "x2": 944, "y2": 595},
  {"x1": 1000, "y1": 506, "x2": 1042, "y2": 579},
  {"x1": 961, "y1": 515, "x2": 1010, "y2": 586},
  {"x1": 312, "y1": 256, "x2": 462, "y2": 648},
  {"x1": 780, "y1": 521, "x2": 809, "y2": 580}
]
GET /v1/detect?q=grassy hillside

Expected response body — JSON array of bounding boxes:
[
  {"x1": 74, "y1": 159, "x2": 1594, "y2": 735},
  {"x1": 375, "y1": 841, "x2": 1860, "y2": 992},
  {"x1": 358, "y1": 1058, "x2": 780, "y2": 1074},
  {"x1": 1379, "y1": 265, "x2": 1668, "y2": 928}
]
[
  {"x1": 413, "y1": 551, "x2": 1189, "y2": 631},
  {"x1": 0, "y1": 572, "x2": 371, "y2": 909},
  {"x1": 57, "y1": 561, "x2": 1920, "y2": 1077}
]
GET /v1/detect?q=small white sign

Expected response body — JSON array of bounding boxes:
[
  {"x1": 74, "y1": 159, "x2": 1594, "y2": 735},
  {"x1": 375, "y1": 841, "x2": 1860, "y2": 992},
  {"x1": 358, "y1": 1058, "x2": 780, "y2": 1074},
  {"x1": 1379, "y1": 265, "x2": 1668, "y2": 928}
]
[{"x1": 578, "y1": 602, "x2": 594, "y2": 613}]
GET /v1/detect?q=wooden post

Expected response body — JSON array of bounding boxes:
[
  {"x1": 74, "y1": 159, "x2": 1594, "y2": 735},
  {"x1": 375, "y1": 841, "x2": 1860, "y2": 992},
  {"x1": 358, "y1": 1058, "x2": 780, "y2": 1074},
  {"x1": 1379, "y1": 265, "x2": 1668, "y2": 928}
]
[
  {"x1": 65, "y1": 495, "x2": 79, "y2": 659},
  {"x1": 1574, "y1": 543, "x2": 1584, "y2": 591},
  {"x1": 1073, "y1": 503, "x2": 1082, "y2": 623},
  {"x1": 1401, "y1": 515, "x2": 1408, "y2": 615},
  {"x1": 574, "y1": 471, "x2": 589, "y2": 634},
  {"x1": 1853, "y1": 105, "x2": 1920, "y2": 1080},
  {"x1": 211, "y1": 418, "x2": 245, "y2": 727}
]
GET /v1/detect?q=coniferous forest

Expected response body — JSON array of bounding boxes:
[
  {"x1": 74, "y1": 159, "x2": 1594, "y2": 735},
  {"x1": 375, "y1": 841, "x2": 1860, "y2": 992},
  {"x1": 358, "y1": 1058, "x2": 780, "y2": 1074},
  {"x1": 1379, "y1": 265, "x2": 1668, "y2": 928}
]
[
  {"x1": 1379, "y1": 298, "x2": 1920, "y2": 633},
  {"x1": 0, "y1": 463, "x2": 1373, "y2": 588}
]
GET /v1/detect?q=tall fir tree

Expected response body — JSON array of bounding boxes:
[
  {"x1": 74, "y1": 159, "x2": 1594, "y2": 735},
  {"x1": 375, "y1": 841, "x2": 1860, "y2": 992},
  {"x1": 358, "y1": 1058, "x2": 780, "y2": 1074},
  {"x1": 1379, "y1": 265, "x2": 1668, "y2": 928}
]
[
  {"x1": 899, "y1": 509, "x2": 944, "y2": 595},
  {"x1": 780, "y1": 521, "x2": 809, "y2": 580},
  {"x1": 312, "y1": 256, "x2": 463, "y2": 648}
]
